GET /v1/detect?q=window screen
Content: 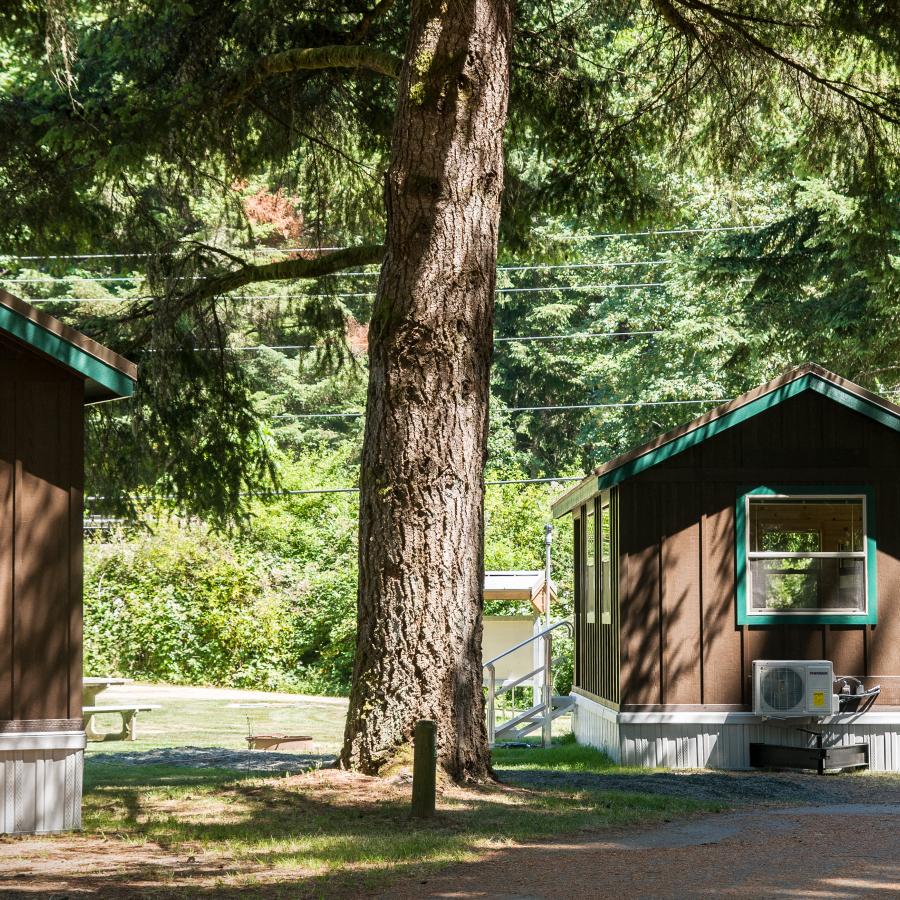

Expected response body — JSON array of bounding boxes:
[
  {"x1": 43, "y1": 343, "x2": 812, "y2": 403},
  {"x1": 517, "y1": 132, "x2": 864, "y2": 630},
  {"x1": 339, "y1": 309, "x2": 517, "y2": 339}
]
[
  {"x1": 600, "y1": 499, "x2": 611, "y2": 624},
  {"x1": 747, "y1": 496, "x2": 866, "y2": 615},
  {"x1": 585, "y1": 507, "x2": 596, "y2": 624}
]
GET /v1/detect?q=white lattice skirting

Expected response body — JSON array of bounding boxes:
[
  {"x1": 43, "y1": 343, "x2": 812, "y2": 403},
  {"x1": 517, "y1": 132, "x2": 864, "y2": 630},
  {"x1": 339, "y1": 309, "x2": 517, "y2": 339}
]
[
  {"x1": 573, "y1": 692, "x2": 900, "y2": 771},
  {"x1": 0, "y1": 732, "x2": 84, "y2": 833}
]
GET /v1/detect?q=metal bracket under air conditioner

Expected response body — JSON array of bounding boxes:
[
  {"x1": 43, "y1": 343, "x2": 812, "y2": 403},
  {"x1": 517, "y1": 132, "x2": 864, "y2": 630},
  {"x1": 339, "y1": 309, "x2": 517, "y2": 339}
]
[{"x1": 750, "y1": 730, "x2": 869, "y2": 775}]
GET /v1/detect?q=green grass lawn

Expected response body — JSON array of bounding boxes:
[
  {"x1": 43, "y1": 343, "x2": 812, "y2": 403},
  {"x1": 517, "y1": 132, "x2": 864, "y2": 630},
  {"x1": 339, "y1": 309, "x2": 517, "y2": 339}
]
[
  {"x1": 42, "y1": 686, "x2": 719, "y2": 897},
  {"x1": 83, "y1": 683, "x2": 347, "y2": 756},
  {"x1": 74, "y1": 741, "x2": 720, "y2": 899}
]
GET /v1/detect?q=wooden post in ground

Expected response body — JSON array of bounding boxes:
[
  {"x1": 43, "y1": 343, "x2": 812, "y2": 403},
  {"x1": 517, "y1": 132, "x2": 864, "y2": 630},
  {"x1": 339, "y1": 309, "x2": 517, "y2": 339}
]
[{"x1": 411, "y1": 719, "x2": 437, "y2": 818}]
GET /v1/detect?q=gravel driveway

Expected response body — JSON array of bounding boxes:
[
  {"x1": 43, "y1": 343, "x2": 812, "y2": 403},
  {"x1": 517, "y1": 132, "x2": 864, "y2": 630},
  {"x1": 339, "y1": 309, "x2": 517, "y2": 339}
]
[
  {"x1": 384, "y1": 803, "x2": 900, "y2": 899},
  {"x1": 384, "y1": 769, "x2": 900, "y2": 899},
  {"x1": 499, "y1": 766, "x2": 900, "y2": 805}
]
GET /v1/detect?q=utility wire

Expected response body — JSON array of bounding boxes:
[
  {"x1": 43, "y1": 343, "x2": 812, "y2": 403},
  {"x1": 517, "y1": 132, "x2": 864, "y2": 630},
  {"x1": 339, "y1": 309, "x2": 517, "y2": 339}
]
[
  {"x1": 0, "y1": 225, "x2": 760, "y2": 264},
  {"x1": 136, "y1": 330, "x2": 663, "y2": 354},
  {"x1": 0, "y1": 259, "x2": 672, "y2": 283},
  {"x1": 495, "y1": 330, "x2": 662, "y2": 342},
  {"x1": 268, "y1": 396, "x2": 731, "y2": 420},
  {"x1": 557, "y1": 225, "x2": 762, "y2": 241},
  {"x1": 85, "y1": 474, "x2": 585, "y2": 503},
  {"x1": 12, "y1": 281, "x2": 668, "y2": 303},
  {"x1": 322, "y1": 259, "x2": 671, "y2": 277}
]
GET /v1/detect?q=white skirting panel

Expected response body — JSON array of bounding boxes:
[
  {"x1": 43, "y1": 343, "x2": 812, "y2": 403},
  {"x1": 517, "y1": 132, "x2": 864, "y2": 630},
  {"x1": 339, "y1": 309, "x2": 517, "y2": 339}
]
[
  {"x1": 0, "y1": 732, "x2": 85, "y2": 833},
  {"x1": 573, "y1": 699, "x2": 900, "y2": 771},
  {"x1": 572, "y1": 692, "x2": 620, "y2": 762}
]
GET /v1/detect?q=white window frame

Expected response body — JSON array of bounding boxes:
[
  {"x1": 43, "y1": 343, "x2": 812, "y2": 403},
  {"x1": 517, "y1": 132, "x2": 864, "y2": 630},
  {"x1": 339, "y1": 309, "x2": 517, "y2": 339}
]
[{"x1": 744, "y1": 492, "x2": 868, "y2": 618}]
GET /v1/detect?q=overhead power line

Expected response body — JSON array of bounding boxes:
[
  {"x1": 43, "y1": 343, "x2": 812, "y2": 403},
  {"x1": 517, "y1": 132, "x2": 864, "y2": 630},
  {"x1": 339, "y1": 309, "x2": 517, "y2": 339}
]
[
  {"x1": 269, "y1": 396, "x2": 732, "y2": 420},
  {"x1": 250, "y1": 476, "x2": 585, "y2": 495},
  {"x1": 0, "y1": 224, "x2": 761, "y2": 264},
  {"x1": 0, "y1": 259, "x2": 672, "y2": 283},
  {"x1": 504, "y1": 398, "x2": 731, "y2": 412},
  {"x1": 85, "y1": 474, "x2": 585, "y2": 503},
  {"x1": 136, "y1": 329, "x2": 663, "y2": 354},
  {"x1": 557, "y1": 225, "x2": 762, "y2": 241},
  {"x1": 502, "y1": 329, "x2": 664, "y2": 343},
  {"x1": 11, "y1": 281, "x2": 668, "y2": 304},
  {"x1": 325, "y1": 260, "x2": 671, "y2": 277},
  {"x1": 0, "y1": 246, "x2": 349, "y2": 262}
]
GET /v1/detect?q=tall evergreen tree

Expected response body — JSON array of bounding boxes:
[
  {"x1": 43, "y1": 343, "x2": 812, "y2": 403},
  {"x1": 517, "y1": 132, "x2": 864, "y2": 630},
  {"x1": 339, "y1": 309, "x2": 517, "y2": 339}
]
[{"x1": 0, "y1": 1, "x2": 897, "y2": 779}]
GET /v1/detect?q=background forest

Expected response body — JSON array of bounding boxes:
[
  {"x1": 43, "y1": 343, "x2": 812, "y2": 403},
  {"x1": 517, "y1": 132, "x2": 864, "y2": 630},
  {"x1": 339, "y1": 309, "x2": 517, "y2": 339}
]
[
  {"x1": 5, "y1": 169, "x2": 896, "y2": 696},
  {"x1": 1, "y1": 2, "x2": 897, "y2": 697}
]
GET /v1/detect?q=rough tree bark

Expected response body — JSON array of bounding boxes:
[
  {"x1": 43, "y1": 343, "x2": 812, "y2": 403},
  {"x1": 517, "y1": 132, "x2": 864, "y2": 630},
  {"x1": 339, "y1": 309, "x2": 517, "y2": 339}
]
[{"x1": 340, "y1": 0, "x2": 514, "y2": 782}]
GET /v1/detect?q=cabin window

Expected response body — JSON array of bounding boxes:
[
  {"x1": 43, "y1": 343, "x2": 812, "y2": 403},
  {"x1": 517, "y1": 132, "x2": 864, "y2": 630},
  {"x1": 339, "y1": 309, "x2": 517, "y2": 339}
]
[
  {"x1": 737, "y1": 488, "x2": 876, "y2": 624},
  {"x1": 600, "y1": 497, "x2": 612, "y2": 624},
  {"x1": 585, "y1": 505, "x2": 596, "y2": 624}
]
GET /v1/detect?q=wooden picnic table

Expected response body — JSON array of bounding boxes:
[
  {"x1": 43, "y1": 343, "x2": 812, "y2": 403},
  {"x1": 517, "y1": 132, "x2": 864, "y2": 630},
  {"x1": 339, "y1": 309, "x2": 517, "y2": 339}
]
[
  {"x1": 83, "y1": 704, "x2": 159, "y2": 741},
  {"x1": 83, "y1": 677, "x2": 133, "y2": 706}
]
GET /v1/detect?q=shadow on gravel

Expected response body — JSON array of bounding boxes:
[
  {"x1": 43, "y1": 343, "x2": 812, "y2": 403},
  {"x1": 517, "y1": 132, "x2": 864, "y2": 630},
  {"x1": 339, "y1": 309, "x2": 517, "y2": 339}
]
[
  {"x1": 497, "y1": 766, "x2": 900, "y2": 805},
  {"x1": 88, "y1": 746, "x2": 336, "y2": 774}
]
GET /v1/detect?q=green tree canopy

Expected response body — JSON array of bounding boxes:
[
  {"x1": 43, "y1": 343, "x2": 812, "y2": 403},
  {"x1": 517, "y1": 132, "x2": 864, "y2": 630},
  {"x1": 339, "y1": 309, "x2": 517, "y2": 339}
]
[{"x1": 1, "y1": 1, "x2": 897, "y2": 523}]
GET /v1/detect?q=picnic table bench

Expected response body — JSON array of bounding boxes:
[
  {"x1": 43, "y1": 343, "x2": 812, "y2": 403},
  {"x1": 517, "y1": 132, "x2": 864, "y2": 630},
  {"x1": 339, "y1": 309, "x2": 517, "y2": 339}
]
[
  {"x1": 82, "y1": 677, "x2": 159, "y2": 741},
  {"x1": 83, "y1": 705, "x2": 160, "y2": 742}
]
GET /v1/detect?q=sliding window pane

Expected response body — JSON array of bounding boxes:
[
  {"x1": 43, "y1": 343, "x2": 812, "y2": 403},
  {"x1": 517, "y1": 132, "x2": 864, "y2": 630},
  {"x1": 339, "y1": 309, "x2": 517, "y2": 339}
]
[
  {"x1": 749, "y1": 498, "x2": 864, "y2": 553},
  {"x1": 749, "y1": 558, "x2": 865, "y2": 612}
]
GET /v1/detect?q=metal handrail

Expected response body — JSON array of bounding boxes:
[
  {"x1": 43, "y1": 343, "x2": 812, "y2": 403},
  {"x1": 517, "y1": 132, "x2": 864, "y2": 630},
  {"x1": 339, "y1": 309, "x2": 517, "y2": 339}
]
[
  {"x1": 482, "y1": 619, "x2": 573, "y2": 670},
  {"x1": 493, "y1": 665, "x2": 545, "y2": 697},
  {"x1": 483, "y1": 619, "x2": 573, "y2": 747}
]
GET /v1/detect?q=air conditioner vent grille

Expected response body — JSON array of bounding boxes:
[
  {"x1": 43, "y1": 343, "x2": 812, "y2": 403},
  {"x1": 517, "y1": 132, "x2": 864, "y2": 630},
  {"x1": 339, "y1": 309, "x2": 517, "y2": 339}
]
[{"x1": 761, "y1": 667, "x2": 804, "y2": 711}]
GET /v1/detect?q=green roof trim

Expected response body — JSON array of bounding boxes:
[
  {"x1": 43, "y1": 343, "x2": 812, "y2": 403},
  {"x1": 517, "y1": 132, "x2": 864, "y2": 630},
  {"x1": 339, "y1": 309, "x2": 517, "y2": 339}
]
[
  {"x1": 0, "y1": 302, "x2": 135, "y2": 400},
  {"x1": 597, "y1": 374, "x2": 900, "y2": 491},
  {"x1": 552, "y1": 368, "x2": 900, "y2": 518}
]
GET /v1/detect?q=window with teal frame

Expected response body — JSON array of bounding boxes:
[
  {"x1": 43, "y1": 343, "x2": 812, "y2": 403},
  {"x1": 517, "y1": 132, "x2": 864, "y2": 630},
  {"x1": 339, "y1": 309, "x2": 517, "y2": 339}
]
[{"x1": 735, "y1": 486, "x2": 877, "y2": 625}]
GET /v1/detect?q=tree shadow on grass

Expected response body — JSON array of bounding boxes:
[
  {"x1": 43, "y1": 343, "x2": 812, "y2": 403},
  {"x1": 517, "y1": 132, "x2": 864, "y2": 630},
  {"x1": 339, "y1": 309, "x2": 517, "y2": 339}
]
[{"x1": 1, "y1": 763, "x2": 714, "y2": 900}]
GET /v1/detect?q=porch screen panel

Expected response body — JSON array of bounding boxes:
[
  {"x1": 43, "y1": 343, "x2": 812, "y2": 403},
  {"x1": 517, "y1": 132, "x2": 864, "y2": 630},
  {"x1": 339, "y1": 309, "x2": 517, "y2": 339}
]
[
  {"x1": 573, "y1": 513, "x2": 581, "y2": 690},
  {"x1": 576, "y1": 492, "x2": 619, "y2": 704}
]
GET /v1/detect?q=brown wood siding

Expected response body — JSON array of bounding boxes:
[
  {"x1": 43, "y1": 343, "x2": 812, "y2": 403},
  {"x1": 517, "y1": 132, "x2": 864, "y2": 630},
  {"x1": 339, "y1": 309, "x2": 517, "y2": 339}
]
[
  {"x1": 574, "y1": 490, "x2": 620, "y2": 704},
  {"x1": 0, "y1": 376, "x2": 13, "y2": 720},
  {"x1": 619, "y1": 480, "x2": 661, "y2": 704},
  {"x1": 614, "y1": 389, "x2": 900, "y2": 709},
  {"x1": 0, "y1": 342, "x2": 84, "y2": 724}
]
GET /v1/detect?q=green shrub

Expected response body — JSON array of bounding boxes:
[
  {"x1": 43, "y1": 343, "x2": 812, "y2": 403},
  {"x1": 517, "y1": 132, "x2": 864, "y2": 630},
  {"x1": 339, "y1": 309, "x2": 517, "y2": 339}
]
[
  {"x1": 85, "y1": 522, "x2": 324, "y2": 692},
  {"x1": 83, "y1": 466, "x2": 575, "y2": 697}
]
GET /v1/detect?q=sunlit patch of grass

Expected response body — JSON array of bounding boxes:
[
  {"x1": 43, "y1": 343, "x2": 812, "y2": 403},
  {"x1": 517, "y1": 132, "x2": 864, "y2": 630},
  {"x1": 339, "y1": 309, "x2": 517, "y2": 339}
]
[{"x1": 493, "y1": 738, "x2": 620, "y2": 773}]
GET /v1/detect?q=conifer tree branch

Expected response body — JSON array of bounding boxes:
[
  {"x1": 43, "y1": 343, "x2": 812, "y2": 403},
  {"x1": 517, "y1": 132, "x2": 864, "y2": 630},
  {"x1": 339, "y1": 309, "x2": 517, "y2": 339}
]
[
  {"x1": 224, "y1": 45, "x2": 402, "y2": 105},
  {"x1": 658, "y1": 0, "x2": 900, "y2": 126},
  {"x1": 187, "y1": 244, "x2": 385, "y2": 303},
  {"x1": 350, "y1": 0, "x2": 397, "y2": 43}
]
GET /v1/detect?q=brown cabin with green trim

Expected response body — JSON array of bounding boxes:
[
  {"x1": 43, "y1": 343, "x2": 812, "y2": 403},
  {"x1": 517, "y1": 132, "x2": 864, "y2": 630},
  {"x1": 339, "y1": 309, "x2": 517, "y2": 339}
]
[
  {"x1": 0, "y1": 288, "x2": 135, "y2": 833},
  {"x1": 552, "y1": 364, "x2": 900, "y2": 717}
]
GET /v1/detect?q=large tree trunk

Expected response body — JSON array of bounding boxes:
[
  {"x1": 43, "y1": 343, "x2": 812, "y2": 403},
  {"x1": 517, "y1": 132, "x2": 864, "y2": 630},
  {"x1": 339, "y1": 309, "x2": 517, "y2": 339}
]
[{"x1": 340, "y1": 0, "x2": 514, "y2": 782}]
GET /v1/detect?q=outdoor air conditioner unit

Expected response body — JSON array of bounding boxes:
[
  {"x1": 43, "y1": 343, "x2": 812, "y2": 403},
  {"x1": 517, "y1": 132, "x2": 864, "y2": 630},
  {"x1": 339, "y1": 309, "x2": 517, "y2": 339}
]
[{"x1": 752, "y1": 660, "x2": 838, "y2": 718}]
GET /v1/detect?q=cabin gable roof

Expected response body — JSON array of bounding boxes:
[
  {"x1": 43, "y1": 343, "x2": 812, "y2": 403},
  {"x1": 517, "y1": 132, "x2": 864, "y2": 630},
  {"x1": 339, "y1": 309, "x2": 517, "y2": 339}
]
[
  {"x1": 0, "y1": 289, "x2": 137, "y2": 403},
  {"x1": 552, "y1": 364, "x2": 900, "y2": 517}
]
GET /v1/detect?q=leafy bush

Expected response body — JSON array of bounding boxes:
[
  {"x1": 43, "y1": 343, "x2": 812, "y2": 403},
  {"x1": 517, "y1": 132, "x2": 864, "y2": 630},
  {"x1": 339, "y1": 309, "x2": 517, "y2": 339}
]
[
  {"x1": 84, "y1": 458, "x2": 575, "y2": 697},
  {"x1": 85, "y1": 522, "x2": 331, "y2": 692}
]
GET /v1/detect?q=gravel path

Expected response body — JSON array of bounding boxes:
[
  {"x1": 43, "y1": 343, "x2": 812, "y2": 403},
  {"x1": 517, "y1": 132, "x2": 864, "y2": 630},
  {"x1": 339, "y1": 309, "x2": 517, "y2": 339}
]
[
  {"x1": 498, "y1": 766, "x2": 900, "y2": 805},
  {"x1": 88, "y1": 746, "x2": 336, "y2": 773},
  {"x1": 383, "y1": 803, "x2": 900, "y2": 899}
]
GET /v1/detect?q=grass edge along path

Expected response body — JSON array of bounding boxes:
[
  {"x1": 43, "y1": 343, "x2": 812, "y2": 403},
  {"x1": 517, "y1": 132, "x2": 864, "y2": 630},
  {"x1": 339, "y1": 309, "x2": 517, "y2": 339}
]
[{"x1": 23, "y1": 740, "x2": 723, "y2": 899}]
